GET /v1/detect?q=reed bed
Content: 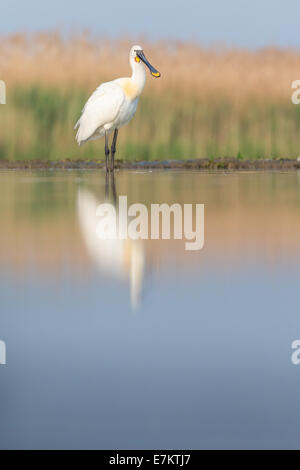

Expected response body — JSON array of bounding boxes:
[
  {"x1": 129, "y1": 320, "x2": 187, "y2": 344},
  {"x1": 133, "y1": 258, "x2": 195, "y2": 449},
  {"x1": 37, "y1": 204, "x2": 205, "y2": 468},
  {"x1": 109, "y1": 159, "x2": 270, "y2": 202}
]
[{"x1": 0, "y1": 33, "x2": 300, "y2": 160}]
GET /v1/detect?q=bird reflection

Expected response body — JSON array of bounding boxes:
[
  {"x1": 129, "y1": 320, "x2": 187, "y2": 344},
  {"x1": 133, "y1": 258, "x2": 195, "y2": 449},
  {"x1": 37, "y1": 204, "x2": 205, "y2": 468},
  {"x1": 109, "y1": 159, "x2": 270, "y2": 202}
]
[{"x1": 77, "y1": 172, "x2": 145, "y2": 310}]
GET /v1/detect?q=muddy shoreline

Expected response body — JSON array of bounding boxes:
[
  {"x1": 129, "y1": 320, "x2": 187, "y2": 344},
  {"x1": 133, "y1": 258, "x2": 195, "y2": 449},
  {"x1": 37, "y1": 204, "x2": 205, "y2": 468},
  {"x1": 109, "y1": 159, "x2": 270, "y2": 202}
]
[{"x1": 1, "y1": 158, "x2": 300, "y2": 171}]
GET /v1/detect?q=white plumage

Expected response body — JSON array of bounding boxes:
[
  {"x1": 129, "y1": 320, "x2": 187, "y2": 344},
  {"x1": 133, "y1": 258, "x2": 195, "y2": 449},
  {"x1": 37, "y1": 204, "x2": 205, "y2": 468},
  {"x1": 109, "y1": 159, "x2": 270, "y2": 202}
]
[
  {"x1": 74, "y1": 45, "x2": 161, "y2": 170},
  {"x1": 75, "y1": 82, "x2": 125, "y2": 145},
  {"x1": 77, "y1": 187, "x2": 145, "y2": 310}
]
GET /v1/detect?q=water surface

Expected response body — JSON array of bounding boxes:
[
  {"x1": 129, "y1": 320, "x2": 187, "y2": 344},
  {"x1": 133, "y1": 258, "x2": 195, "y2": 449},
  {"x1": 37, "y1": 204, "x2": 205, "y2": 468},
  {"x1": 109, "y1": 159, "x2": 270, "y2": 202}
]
[{"x1": 1, "y1": 170, "x2": 300, "y2": 449}]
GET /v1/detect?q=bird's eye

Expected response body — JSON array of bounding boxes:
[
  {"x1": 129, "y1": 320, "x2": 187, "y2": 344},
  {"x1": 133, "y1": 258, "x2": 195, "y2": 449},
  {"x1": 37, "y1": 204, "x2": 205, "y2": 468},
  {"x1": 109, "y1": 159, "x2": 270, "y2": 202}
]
[{"x1": 135, "y1": 56, "x2": 140, "y2": 63}]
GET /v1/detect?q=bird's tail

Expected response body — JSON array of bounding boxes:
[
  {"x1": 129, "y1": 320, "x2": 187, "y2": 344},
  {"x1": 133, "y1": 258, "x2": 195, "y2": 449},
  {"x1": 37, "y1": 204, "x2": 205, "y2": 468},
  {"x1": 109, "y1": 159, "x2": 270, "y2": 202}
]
[{"x1": 74, "y1": 119, "x2": 86, "y2": 146}]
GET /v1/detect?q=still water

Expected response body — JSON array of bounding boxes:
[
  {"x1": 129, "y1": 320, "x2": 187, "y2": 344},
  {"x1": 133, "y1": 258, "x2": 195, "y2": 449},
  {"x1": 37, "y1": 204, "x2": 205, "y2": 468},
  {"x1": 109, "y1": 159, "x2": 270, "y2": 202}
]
[{"x1": 1, "y1": 169, "x2": 300, "y2": 449}]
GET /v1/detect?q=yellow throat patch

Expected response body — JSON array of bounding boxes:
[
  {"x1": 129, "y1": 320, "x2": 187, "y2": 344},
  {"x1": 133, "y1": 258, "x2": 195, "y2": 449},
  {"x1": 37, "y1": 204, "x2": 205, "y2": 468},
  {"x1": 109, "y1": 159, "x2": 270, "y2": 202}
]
[{"x1": 121, "y1": 79, "x2": 139, "y2": 100}]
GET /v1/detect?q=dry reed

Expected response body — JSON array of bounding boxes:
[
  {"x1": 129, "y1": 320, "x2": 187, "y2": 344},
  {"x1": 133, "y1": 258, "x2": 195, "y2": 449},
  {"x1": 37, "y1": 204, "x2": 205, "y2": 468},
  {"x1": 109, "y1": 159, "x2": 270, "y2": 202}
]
[{"x1": 0, "y1": 33, "x2": 300, "y2": 160}]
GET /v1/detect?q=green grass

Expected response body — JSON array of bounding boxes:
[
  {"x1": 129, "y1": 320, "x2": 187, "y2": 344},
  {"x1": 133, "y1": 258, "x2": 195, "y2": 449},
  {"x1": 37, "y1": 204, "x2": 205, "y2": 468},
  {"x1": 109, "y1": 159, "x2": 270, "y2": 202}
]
[{"x1": 1, "y1": 85, "x2": 300, "y2": 161}]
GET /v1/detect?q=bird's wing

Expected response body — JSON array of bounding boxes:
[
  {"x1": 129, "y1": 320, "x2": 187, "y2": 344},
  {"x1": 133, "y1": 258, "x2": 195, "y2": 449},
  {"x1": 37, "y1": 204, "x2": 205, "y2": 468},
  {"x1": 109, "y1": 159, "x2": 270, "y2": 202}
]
[{"x1": 75, "y1": 82, "x2": 125, "y2": 145}]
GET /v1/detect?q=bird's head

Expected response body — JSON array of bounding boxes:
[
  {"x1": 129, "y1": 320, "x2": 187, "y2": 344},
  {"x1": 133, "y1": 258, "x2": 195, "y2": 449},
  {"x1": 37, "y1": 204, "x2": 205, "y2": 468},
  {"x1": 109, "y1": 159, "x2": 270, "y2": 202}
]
[{"x1": 130, "y1": 45, "x2": 161, "y2": 78}]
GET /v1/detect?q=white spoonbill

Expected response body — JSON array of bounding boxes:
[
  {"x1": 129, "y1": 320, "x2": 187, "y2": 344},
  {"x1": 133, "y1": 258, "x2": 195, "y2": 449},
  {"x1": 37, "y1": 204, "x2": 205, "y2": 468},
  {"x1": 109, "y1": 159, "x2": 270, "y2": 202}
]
[
  {"x1": 75, "y1": 45, "x2": 161, "y2": 172},
  {"x1": 77, "y1": 180, "x2": 145, "y2": 310}
]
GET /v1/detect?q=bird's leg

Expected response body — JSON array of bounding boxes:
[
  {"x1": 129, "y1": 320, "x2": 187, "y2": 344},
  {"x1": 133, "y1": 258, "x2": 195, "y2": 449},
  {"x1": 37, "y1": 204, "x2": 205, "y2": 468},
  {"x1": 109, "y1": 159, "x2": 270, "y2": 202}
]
[
  {"x1": 105, "y1": 131, "x2": 110, "y2": 173},
  {"x1": 110, "y1": 129, "x2": 118, "y2": 172},
  {"x1": 105, "y1": 169, "x2": 109, "y2": 200},
  {"x1": 110, "y1": 171, "x2": 117, "y2": 206}
]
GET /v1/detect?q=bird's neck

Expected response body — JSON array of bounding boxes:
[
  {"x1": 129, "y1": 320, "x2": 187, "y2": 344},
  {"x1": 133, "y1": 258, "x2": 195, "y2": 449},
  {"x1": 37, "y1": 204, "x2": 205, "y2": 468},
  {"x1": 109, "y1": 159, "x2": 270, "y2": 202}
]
[{"x1": 131, "y1": 63, "x2": 146, "y2": 96}]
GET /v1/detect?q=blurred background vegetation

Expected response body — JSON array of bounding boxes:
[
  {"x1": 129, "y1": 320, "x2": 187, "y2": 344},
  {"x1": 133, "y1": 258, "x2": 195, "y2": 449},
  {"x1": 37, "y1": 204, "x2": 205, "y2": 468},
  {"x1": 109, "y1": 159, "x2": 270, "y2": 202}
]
[{"x1": 1, "y1": 33, "x2": 300, "y2": 161}]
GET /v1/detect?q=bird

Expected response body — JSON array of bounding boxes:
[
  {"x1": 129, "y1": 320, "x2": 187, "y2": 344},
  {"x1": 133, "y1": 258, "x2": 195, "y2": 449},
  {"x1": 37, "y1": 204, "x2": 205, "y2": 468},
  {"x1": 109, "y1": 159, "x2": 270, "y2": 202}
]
[
  {"x1": 77, "y1": 174, "x2": 145, "y2": 310},
  {"x1": 75, "y1": 45, "x2": 161, "y2": 172}
]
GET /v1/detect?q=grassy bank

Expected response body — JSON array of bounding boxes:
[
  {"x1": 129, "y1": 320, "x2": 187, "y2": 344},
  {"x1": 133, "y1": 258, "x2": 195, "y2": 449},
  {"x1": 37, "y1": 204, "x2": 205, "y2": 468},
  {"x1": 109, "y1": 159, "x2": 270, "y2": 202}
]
[{"x1": 1, "y1": 34, "x2": 300, "y2": 160}]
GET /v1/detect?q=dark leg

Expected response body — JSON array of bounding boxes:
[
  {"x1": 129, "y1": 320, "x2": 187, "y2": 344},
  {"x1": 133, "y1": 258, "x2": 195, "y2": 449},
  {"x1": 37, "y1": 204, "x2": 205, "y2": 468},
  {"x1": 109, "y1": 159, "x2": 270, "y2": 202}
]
[
  {"x1": 110, "y1": 171, "x2": 117, "y2": 206},
  {"x1": 105, "y1": 170, "x2": 109, "y2": 200},
  {"x1": 105, "y1": 131, "x2": 110, "y2": 173},
  {"x1": 110, "y1": 129, "x2": 118, "y2": 172}
]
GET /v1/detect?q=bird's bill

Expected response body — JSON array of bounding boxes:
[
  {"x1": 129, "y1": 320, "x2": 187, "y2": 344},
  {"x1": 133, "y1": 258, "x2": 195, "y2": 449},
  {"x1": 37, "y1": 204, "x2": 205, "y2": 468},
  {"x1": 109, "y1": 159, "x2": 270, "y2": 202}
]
[{"x1": 136, "y1": 50, "x2": 161, "y2": 78}]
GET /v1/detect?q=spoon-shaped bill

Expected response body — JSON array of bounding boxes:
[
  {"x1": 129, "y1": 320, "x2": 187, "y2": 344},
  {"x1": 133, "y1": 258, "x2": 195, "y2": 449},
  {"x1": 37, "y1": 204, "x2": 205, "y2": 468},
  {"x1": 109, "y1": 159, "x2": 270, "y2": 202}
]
[{"x1": 136, "y1": 50, "x2": 161, "y2": 78}]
